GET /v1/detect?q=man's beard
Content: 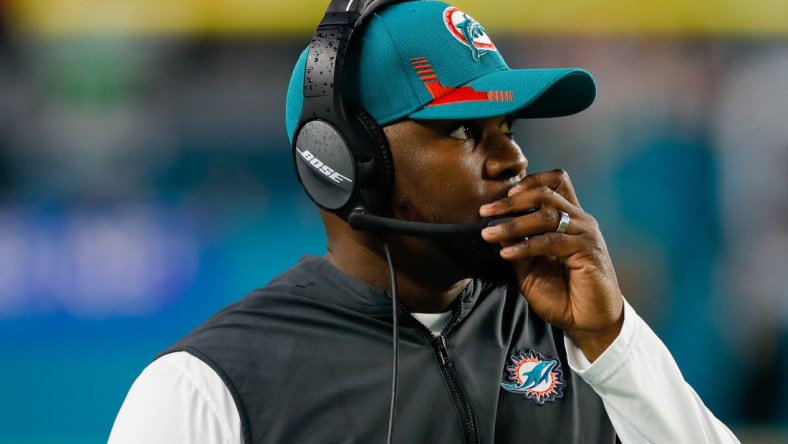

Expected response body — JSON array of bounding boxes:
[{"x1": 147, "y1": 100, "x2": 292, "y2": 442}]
[
  {"x1": 436, "y1": 234, "x2": 516, "y2": 287},
  {"x1": 389, "y1": 195, "x2": 517, "y2": 286}
]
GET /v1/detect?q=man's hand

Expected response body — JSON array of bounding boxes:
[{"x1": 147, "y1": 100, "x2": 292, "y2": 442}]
[{"x1": 480, "y1": 169, "x2": 624, "y2": 362}]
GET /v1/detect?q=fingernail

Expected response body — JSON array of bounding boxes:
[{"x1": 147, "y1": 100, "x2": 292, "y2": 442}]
[
  {"x1": 508, "y1": 185, "x2": 523, "y2": 196},
  {"x1": 482, "y1": 226, "x2": 500, "y2": 237},
  {"x1": 479, "y1": 203, "x2": 497, "y2": 215}
]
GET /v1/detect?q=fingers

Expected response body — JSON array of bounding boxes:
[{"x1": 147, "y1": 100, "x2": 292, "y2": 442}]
[
  {"x1": 480, "y1": 185, "x2": 568, "y2": 218},
  {"x1": 497, "y1": 231, "x2": 586, "y2": 261},
  {"x1": 484, "y1": 216, "x2": 602, "y2": 262},
  {"x1": 479, "y1": 169, "x2": 600, "y2": 262},
  {"x1": 481, "y1": 207, "x2": 588, "y2": 244},
  {"x1": 480, "y1": 169, "x2": 580, "y2": 219},
  {"x1": 508, "y1": 169, "x2": 580, "y2": 207}
]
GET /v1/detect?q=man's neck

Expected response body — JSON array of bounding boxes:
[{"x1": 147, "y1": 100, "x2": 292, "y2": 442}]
[{"x1": 324, "y1": 239, "x2": 471, "y2": 314}]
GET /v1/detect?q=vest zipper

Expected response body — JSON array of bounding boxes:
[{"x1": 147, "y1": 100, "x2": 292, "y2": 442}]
[
  {"x1": 431, "y1": 333, "x2": 480, "y2": 444},
  {"x1": 402, "y1": 286, "x2": 480, "y2": 444}
]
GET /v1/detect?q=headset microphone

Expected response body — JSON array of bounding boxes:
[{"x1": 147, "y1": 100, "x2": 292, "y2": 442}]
[{"x1": 348, "y1": 210, "x2": 538, "y2": 238}]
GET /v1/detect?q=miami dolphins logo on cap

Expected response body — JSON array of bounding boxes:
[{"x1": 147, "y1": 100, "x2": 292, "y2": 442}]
[
  {"x1": 501, "y1": 350, "x2": 565, "y2": 405},
  {"x1": 443, "y1": 7, "x2": 497, "y2": 61}
]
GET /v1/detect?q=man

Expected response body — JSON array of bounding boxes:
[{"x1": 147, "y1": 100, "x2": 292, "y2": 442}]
[{"x1": 109, "y1": 1, "x2": 739, "y2": 442}]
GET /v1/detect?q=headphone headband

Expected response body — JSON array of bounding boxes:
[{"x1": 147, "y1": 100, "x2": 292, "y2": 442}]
[
  {"x1": 300, "y1": 0, "x2": 406, "y2": 123},
  {"x1": 320, "y1": 0, "x2": 404, "y2": 25}
]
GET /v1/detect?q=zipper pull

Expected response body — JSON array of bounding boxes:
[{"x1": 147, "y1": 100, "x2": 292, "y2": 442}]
[{"x1": 436, "y1": 335, "x2": 453, "y2": 368}]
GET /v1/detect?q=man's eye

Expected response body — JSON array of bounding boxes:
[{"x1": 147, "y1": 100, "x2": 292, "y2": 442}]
[
  {"x1": 501, "y1": 119, "x2": 515, "y2": 136},
  {"x1": 449, "y1": 125, "x2": 473, "y2": 140},
  {"x1": 501, "y1": 119, "x2": 514, "y2": 139}
]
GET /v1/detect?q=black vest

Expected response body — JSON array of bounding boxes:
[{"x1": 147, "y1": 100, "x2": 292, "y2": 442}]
[{"x1": 162, "y1": 256, "x2": 618, "y2": 443}]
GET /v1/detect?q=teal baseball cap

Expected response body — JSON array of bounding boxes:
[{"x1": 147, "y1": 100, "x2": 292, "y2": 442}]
[{"x1": 286, "y1": 0, "x2": 596, "y2": 143}]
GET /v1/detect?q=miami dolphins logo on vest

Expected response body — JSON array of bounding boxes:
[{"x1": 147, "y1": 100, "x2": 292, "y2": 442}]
[
  {"x1": 501, "y1": 350, "x2": 565, "y2": 404},
  {"x1": 443, "y1": 7, "x2": 497, "y2": 61}
]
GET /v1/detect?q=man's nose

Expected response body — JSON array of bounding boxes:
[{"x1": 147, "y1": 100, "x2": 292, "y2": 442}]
[{"x1": 484, "y1": 138, "x2": 528, "y2": 181}]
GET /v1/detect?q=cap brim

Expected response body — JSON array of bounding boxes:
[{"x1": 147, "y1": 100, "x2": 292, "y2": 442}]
[{"x1": 408, "y1": 68, "x2": 596, "y2": 121}]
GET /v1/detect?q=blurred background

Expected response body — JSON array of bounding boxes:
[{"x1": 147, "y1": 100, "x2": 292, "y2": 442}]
[{"x1": 1, "y1": 0, "x2": 787, "y2": 442}]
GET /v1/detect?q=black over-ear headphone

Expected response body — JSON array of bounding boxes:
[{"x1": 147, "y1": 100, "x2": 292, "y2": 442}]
[{"x1": 292, "y1": 0, "x2": 403, "y2": 222}]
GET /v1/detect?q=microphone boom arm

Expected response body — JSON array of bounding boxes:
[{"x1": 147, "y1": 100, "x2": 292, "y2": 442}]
[{"x1": 347, "y1": 209, "x2": 537, "y2": 238}]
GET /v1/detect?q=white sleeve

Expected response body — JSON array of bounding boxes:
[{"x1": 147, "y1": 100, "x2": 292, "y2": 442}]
[
  {"x1": 564, "y1": 299, "x2": 739, "y2": 444},
  {"x1": 108, "y1": 351, "x2": 243, "y2": 444}
]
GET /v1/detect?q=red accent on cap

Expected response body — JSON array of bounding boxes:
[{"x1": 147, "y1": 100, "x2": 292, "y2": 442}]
[{"x1": 411, "y1": 57, "x2": 512, "y2": 106}]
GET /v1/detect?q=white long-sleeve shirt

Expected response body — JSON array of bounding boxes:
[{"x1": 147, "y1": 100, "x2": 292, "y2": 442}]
[{"x1": 109, "y1": 299, "x2": 739, "y2": 443}]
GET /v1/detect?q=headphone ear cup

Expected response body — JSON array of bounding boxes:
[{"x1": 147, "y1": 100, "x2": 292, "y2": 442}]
[
  {"x1": 292, "y1": 117, "x2": 360, "y2": 212},
  {"x1": 353, "y1": 106, "x2": 394, "y2": 209},
  {"x1": 291, "y1": 105, "x2": 392, "y2": 219}
]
